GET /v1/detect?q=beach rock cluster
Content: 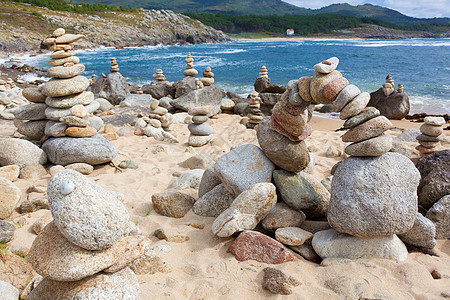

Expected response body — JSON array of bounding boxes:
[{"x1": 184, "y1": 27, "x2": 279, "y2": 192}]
[
  {"x1": 367, "y1": 75, "x2": 410, "y2": 119},
  {"x1": 133, "y1": 102, "x2": 178, "y2": 143},
  {"x1": 253, "y1": 66, "x2": 287, "y2": 115},
  {"x1": 246, "y1": 91, "x2": 263, "y2": 129},
  {"x1": 188, "y1": 105, "x2": 213, "y2": 146},
  {"x1": 37, "y1": 28, "x2": 117, "y2": 166},
  {"x1": 27, "y1": 169, "x2": 144, "y2": 299},
  {"x1": 92, "y1": 58, "x2": 130, "y2": 105},
  {"x1": 0, "y1": 77, "x2": 31, "y2": 120},
  {"x1": 415, "y1": 116, "x2": 446, "y2": 156}
]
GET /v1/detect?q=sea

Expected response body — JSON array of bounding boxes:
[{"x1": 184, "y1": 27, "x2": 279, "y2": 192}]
[{"x1": 12, "y1": 38, "x2": 450, "y2": 115}]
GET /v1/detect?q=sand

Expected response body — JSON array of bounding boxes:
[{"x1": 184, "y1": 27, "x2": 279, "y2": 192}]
[{"x1": 1, "y1": 112, "x2": 449, "y2": 299}]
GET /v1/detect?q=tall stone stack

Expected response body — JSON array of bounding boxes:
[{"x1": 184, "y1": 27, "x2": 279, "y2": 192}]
[
  {"x1": 259, "y1": 66, "x2": 268, "y2": 78},
  {"x1": 254, "y1": 65, "x2": 287, "y2": 115},
  {"x1": 201, "y1": 67, "x2": 215, "y2": 86},
  {"x1": 416, "y1": 116, "x2": 446, "y2": 157},
  {"x1": 110, "y1": 58, "x2": 119, "y2": 73},
  {"x1": 27, "y1": 170, "x2": 143, "y2": 299},
  {"x1": 183, "y1": 53, "x2": 198, "y2": 77},
  {"x1": 246, "y1": 91, "x2": 263, "y2": 129},
  {"x1": 40, "y1": 28, "x2": 116, "y2": 166},
  {"x1": 152, "y1": 69, "x2": 170, "y2": 86},
  {"x1": 188, "y1": 105, "x2": 213, "y2": 147}
]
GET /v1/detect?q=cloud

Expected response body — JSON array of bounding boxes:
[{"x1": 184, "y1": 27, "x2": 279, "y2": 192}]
[{"x1": 283, "y1": 0, "x2": 450, "y2": 18}]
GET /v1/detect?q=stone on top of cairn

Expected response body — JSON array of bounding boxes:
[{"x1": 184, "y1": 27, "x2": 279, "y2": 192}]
[
  {"x1": 258, "y1": 66, "x2": 268, "y2": 79},
  {"x1": 183, "y1": 53, "x2": 198, "y2": 77},
  {"x1": 382, "y1": 74, "x2": 395, "y2": 96},
  {"x1": 313, "y1": 57, "x2": 339, "y2": 74},
  {"x1": 416, "y1": 116, "x2": 446, "y2": 156},
  {"x1": 110, "y1": 58, "x2": 119, "y2": 73},
  {"x1": 246, "y1": 91, "x2": 263, "y2": 129},
  {"x1": 195, "y1": 78, "x2": 204, "y2": 89},
  {"x1": 200, "y1": 67, "x2": 215, "y2": 86}
]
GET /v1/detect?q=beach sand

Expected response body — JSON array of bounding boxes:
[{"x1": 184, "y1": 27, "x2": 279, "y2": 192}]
[{"x1": 1, "y1": 112, "x2": 449, "y2": 299}]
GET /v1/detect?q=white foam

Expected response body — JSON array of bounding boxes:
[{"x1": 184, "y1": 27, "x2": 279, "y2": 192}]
[{"x1": 19, "y1": 73, "x2": 50, "y2": 83}]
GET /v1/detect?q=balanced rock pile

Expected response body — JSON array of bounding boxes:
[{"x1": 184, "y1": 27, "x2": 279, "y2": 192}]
[
  {"x1": 415, "y1": 116, "x2": 446, "y2": 156},
  {"x1": 246, "y1": 91, "x2": 263, "y2": 129},
  {"x1": 152, "y1": 69, "x2": 170, "y2": 86},
  {"x1": 259, "y1": 66, "x2": 268, "y2": 78},
  {"x1": 27, "y1": 169, "x2": 144, "y2": 299},
  {"x1": 183, "y1": 53, "x2": 198, "y2": 77},
  {"x1": 200, "y1": 66, "x2": 215, "y2": 86},
  {"x1": 38, "y1": 28, "x2": 117, "y2": 166},
  {"x1": 134, "y1": 101, "x2": 178, "y2": 143},
  {"x1": 254, "y1": 65, "x2": 287, "y2": 115},
  {"x1": 367, "y1": 74, "x2": 410, "y2": 119},
  {"x1": 110, "y1": 57, "x2": 119, "y2": 72},
  {"x1": 187, "y1": 105, "x2": 213, "y2": 146}
]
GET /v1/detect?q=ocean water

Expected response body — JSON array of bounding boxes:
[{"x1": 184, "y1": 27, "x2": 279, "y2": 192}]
[{"x1": 19, "y1": 38, "x2": 450, "y2": 114}]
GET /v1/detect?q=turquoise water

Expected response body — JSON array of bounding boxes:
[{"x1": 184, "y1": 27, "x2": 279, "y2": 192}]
[{"x1": 22, "y1": 38, "x2": 450, "y2": 114}]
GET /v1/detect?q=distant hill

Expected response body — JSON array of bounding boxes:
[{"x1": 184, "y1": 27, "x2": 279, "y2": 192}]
[{"x1": 75, "y1": 0, "x2": 449, "y2": 26}]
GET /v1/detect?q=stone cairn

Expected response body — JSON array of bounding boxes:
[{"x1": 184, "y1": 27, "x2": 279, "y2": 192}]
[
  {"x1": 110, "y1": 57, "x2": 119, "y2": 72},
  {"x1": 183, "y1": 53, "x2": 198, "y2": 77},
  {"x1": 383, "y1": 74, "x2": 395, "y2": 96},
  {"x1": 200, "y1": 67, "x2": 215, "y2": 86},
  {"x1": 195, "y1": 77, "x2": 204, "y2": 89},
  {"x1": 246, "y1": 91, "x2": 263, "y2": 129},
  {"x1": 259, "y1": 66, "x2": 268, "y2": 78},
  {"x1": 416, "y1": 116, "x2": 446, "y2": 156},
  {"x1": 26, "y1": 170, "x2": 143, "y2": 298},
  {"x1": 188, "y1": 105, "x2": 213, "y2": 147},
  {"x1": 152, "y1": 69, "x2": 170, "y2": 86}
]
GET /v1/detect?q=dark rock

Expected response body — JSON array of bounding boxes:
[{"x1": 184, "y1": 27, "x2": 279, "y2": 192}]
[
  {"x1": 226, "y1": 92, "x2": 247, "y2": 104},
  {"x1": 142, "y1": 84, "x2": 175, "y2": 100},
  {"x1": 228, "y1": 230, "x2": 296, "y2": 264},
  {"x1": 262, "y1": 267, "x2": 300, "y2": 295},
  {"x1": 254, "y1": 78, "x2": 286, "y2": 94},
  {"x1": 91, "y1": 72, "x2": 130, "y2": 105},
  {"x1": 289, "y1": 244, "x2": 321, "y2": 262},
  {"x1": 175, "y1": 76, "x2": 197, "y2": 98},
  {"x1": 19, "y1": 195, "x2": 49, "y2": 213},
  {"x1": 368, "y1": 88, "x2": 410, "y2": 120},
  {"x1": 0, "y1": 220, "x2": 15, "y2": 243},
  {"x1": 234, "y1": 102, "x2": 249, "y2": 115}
]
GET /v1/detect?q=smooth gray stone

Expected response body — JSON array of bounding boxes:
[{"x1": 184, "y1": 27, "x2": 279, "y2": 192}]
[
  {"x1": 172, "y1": 84, "x2": 223, "y2": 117},
  {"x1": 95, "y1": 97, "x2": 113, "y2": 112},
  {"x1": 193, "y1": 184, "x2": 235, "y2": 217},
  {"x1": 45, "y1": 91, "x2": 94, "y2": 108},
  {"x1": 198, "y1": 167, "x2": 222, "y2": 198},
  {"x1": 416, "y1": 134, "x2": 446, "y2": 142},
  {"x1": 398, "y1": 213, "x2": 436, "y2": 249},
  {"x1": 0, "y1": 138, "x2": 47, "y2": 167},
  {"x1": 88, "y1": 116, "x2": 104, "y2": 131},
  {"x1": 344, "y1": 135, "x2": 393, "y2": 157},
  {"x1": 42, "y1": 134, "x2": 116, "y2": 166},
  {"x1": 188, "y1": 123, "x2": 213, "y2": 136},
  {"x1": 45, "y1": 101, "x2": 99, "y2": 121},
  {"x1": 13, "y1": 103, "x2": 47, "y2": 120},
  {"x1": 343, "y1": 107, "x2": 380, "y2": 129},
  {"x1": 0, "y1": 281, "x2": 19, "y2": 300},
  {"x1": 394, "y1": 128, "x2": 421, "y2": 142},
  {"x1": 45, "y1": 121, "x2": 67, "y2": 137},
  {"x1": 17, "y1": 120, "x2": 47, "y2": 140}
]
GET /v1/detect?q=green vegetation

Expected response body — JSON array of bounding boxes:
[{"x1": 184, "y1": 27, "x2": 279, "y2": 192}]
[
  {"x1": 188, "y1": 13, "x2": 450, "y2": 35},
  {"x1": 4, "y1": 0, "x2": 138, "y2": 13}
]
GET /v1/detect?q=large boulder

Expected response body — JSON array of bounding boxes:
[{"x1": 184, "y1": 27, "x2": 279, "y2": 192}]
[
  {"x1": 142, "y1": 84, "x2": 175, "y2": 99},
  {"x1": 172, "y1": 85, "x2": 223, "y2": 116},
  {"x1": 312, "y1": 229, "x2": 408, "y2": 262},
  {"x1": 42, "y1": 134, "x2": 117, "y2": 166},
  {"x1": 254, "y1": 78, "x2": 286, "y2": 94},
  {"x1": 175, "y1": 76, "x2": 197, "y2": 98},
  {"x1": 327, "y1": 152, "x2": 420, "y2": 237},
  {"x1": 91, "y1": 72, "x2": 130, "y2": 105},
  {"x1": 0, "y1": 138, "x2": 47, "y2": 167},
  {"x1": 426, "y1": 195, "x2": 450, "y2": 239},
  {"x1": 367, "y1": 88, "x2": 410, "y2": 120}
]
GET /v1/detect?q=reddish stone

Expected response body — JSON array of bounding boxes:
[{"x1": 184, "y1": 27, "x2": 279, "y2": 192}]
[
  {"x1": 323, "y1": 77, "x2": 348, "y2": 103},
  {"x1": 416, "y1": 145, "x2": 440, "y2": 156},
  {"x1": 322, "y1": 60, "x2": 331, "y2": 65},
  {"x1": 271, "y1": 118, "x2": 312, "y2": 142},
  {"x1": 228, "y1": 230, "x2": 296, "y2": 264},
  {"x1": 280, "y1": 100, "x2": 308, "y2": 116},
  {"x1": 272, "y1": 102, "x2": 307, "y2": 136}
]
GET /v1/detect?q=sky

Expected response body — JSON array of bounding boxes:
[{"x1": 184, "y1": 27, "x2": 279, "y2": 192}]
[{"x1": 283, "y1": 0, "x2": 450, "y2": 18}]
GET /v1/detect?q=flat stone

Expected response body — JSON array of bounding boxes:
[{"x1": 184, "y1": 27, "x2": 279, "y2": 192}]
[
  {"x1": 312, "y1": 229, "x2": 408, "y2": 262},
  {"x1": 19, "y1": 195, "x2": 49, "y2": 213},
  {"x1": 416, "y1": 133, "x2": 446, "y2": 142},
  {"x1": 193, "y1": 184, "x2": 235, "y2": 217},
  {"x1": 48, "y1": 56, "x2": 80, "y2": 67},
  {"x1": 60, "y1": 116, "x2": 89, "y2": 127},
  {"x1": 54, "y1": 33, "x2": 84, "y2": 44},
  {"x1": 214, "y1": 144, "x2": 274, "y2": 197},
  {"x1": 262, "y1": 267, "x2": 299, "y2": 295},
  {"x1": 45, "y1": 91, "x2": 94, "y2": 108},
  {"x1": 313, "y1": 57, "x2": 339, "y2": 74},
  {"x1": 339, "y1": 92, "x2": 370, "y2": 120},
  {"x1": 169, "y1": 169, "x2": 205, "y2": 190},
  {"x1": 344, "y1": 134, "x2": 393, "y2": 156},
  {"x1": 330, "y1": 84, "x2": 360, "y2": 112},
  {"x1": 328, "y1": 153, "x2": 420, "y2": 237},
  {"x1": 0, "y1": 220, "x2": 15, "y2": 243},
  {"x1": 0, "y1": 165, "x2": 19, "y2": 182},
  {"x1": 27, "y1": 267, "x2": 142, "y2": 300},
  {"x1": 42, "y1": 76, "x2": 90, "y2": 98},
  {"x1": 426, "y1": 195, "x2": 450, "y2": 239},
  {"x1": 48, "y1": 169, "x2": 129, "y2": 250},
  {"x1": 424, "y1": 116, "x2": 445, "y2": 126},
  {"x1": 152, "y1": 191, "x2": 195, "y2": 218},
  {"x1": 47, "y1": 64, "x2": 85, "y2": 79},
  {"x1": 398, "y1": 212, "x2": 436, "y2": 249},
  {"x1": 261, "y1": 202, "x2": 306, "y2": 232},
  {"x1": 17, "y1": 120, "x2": 47, "y2": 140},
  {"x1": 418, "y1": 140, "x2": 440, "y2": 149},
  {"x1": 188, "y1": 134, "x2": 212, "y2": 147},
  {"x1": 65, "y1": 126, "x2": 97, "y2": 138},
  {"x1": 188, "y1": 123, "x2": 213, "y2": 136},
  {"x1": 212, "y1": 183, "x2": 277, "y2": 237},
  {"x1": 343, "y1": 107, "x2": 380, "y2": 129},
  {"x1": 22, "y1": 87, "x2": 46, "y2": 103},
  {"x1": 192, "y1": 115, "x2": 209, "y2": 124},
  {"x1": 45, "y1": 121, "x2": 67, "y2": 137},
  {"x1": 289, "y1": 244, "x2": 320, "y2": 262},
  {"x1": 257, "y1": 118, "x2": 310, "y2": 173},
  {"x1": 45, "y1": 100, "x2": 99, "y2": 120},
  {"x1": 0, "y1": 138, "x2": 47, "y2": 167},
  {"x1": 13, "y1": 103, "x2": 47, "y2": 120},
  {"x1": 310, "y1": 70, "x2": 342, "y2": 104},
  {"x1": 228, "y1": 230, "x2": 295, "y2": 264},
  {"x1": 419, "y1": 123, "x2": 443, "y2": 137},
  {"x1": 65, "y1": 163, "x2": 94, "y2": 175},
  {"x1": 323, "y1": 77, "x2": 348, "y2": 103},
  {"x1": 341, "y1": 116, "x2": 393, "y2": 143},
  {"x1": 271, "y1": 118, "x2": 312, "y2": 142},
  {"x1": 42, "y1": 134, "x2": 116, "y2": 166},
  {"x1": 298, "y1": 76, "x2": 313, "y2": 102},
  {"x1": 178, "y1": 154, "x2": 214, "y2": 170},
  {"x1": 275, "y1": 227, "x2": 313, "y2": 246},
  {"x1": 49, "y1": 50, "x2": 76, "y2": 59}
]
